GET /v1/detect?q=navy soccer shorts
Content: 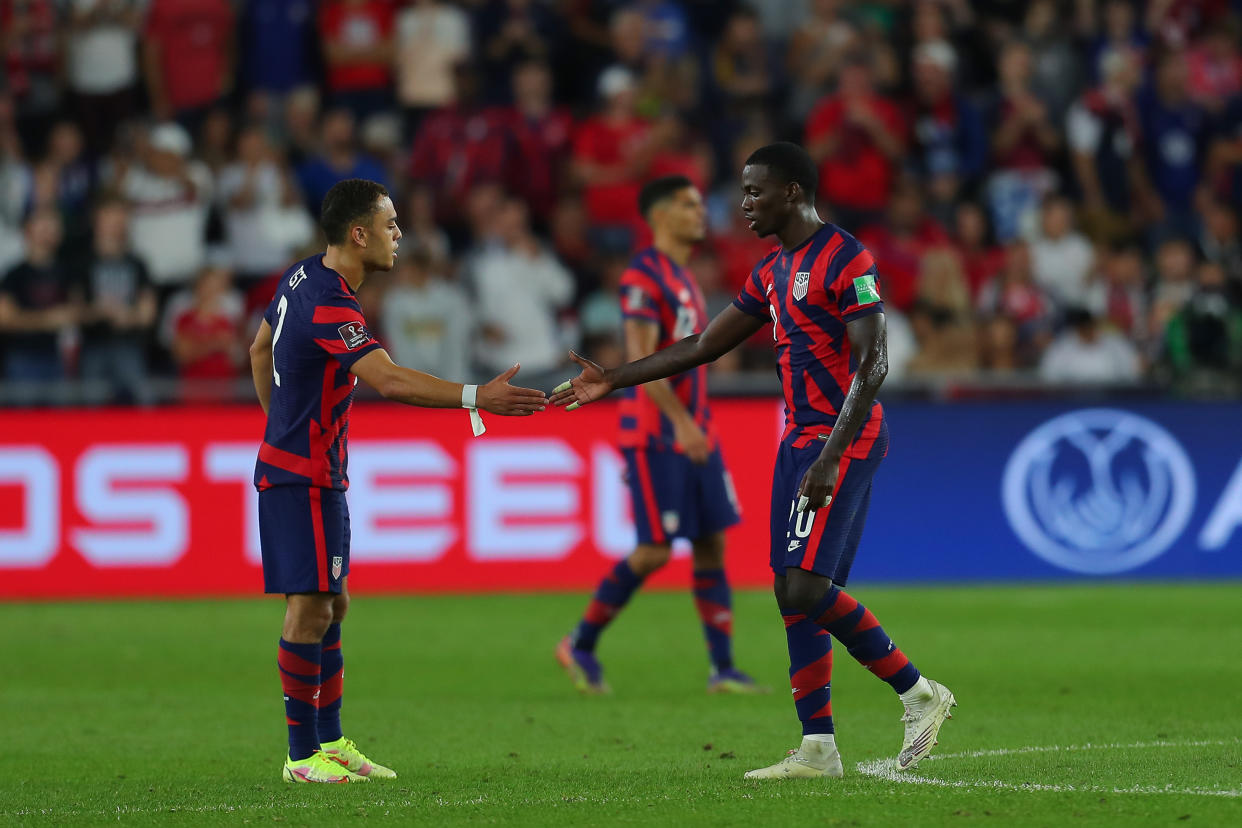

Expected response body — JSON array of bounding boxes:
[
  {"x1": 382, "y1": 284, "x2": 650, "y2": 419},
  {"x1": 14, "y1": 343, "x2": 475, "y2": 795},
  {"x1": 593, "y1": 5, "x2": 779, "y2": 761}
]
[
  {"x1": 769, "y1": 440, "x2": 885, "y2": 585},
  {"x1": 622, "y1": 446, "x2": 741, "y2": 545},
  {"x1": 259, "y1": 486, "x2": 350, "y2": 594}
]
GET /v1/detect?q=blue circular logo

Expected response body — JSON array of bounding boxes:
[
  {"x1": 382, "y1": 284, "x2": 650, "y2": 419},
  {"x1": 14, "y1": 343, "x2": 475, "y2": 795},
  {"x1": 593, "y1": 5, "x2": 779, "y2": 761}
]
[{"x1": 1002, "y1": 409, "x2": 1196, "y2": 574}]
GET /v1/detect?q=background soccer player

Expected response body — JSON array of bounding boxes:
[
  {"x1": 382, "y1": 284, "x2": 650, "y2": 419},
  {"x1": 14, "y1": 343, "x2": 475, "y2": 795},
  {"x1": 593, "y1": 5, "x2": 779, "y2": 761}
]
[
  {"x1": 551, "y1": 144, "x2": 956, "y2": 778},
  {"x1": 249, "y1": 178, "x2": 547, "y2": 784},
  {"x1": 556, "y1": 176, "x2": 764, "y2": 695}
]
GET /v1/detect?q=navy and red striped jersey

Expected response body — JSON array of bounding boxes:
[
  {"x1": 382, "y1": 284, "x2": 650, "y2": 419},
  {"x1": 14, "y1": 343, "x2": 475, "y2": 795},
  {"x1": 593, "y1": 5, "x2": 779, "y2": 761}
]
[
  {"x1": 732, "y1": 223, "x2": 887, "y2": 456},
  {"x1": 253, "y1": 254, "x2": 381, "y2": 491},
  {"x1": 617, "y1": 247, "x2": 714, "y2": 452}
]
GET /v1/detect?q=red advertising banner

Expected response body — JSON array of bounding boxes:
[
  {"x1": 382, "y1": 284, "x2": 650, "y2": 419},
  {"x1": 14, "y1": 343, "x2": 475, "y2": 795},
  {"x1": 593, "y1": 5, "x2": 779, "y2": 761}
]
[{"x1": 0, "y1": 400, "x2": 785, "y2": 599}]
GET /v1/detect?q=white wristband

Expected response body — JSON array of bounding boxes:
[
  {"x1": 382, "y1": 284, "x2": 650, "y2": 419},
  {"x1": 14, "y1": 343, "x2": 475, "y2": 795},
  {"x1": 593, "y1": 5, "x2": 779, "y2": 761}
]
[{"x1": 461, "y1": 384, "x2": 485, "y2": 437}]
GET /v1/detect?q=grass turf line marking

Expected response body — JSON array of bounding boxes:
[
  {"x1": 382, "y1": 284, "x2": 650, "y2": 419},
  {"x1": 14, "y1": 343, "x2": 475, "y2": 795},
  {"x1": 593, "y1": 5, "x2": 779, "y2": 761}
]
[{"x1": 857, "y1": 738, "x2": 1242, "y2": 798}]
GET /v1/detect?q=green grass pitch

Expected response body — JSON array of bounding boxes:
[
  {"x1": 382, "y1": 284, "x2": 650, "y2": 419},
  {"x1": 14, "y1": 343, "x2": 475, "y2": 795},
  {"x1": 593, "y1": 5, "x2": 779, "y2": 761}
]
[{"x1": 7, "y1": 584, "x2": 1242, "y2": 826}]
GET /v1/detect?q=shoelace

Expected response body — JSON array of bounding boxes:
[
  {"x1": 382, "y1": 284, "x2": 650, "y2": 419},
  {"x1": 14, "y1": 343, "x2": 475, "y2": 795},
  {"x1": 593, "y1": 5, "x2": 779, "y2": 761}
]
[{"x1": 302, "y1": 752, "x2": 352, "y2": 778}]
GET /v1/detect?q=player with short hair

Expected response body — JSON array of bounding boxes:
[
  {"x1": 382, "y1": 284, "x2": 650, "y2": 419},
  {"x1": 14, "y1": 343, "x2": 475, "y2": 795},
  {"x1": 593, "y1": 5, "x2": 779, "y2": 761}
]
[
  {"x1": 249, "y1": 178, "x2": 547, "y2": 784},
  {"x1": 555, "y1": 175, "x2": 764, "y2": 695},
  {"x1": 552, "y1": 144, "x2": 956, "y2": 777}
]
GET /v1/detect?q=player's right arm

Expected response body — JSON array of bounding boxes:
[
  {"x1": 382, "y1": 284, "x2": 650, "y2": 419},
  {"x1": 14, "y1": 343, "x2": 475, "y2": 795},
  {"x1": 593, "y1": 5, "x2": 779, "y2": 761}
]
[
  {"x1": 350, "y1": 349, "x2": 547, "y2": 415},
  {"x1": 624, "y1": 318, "x2": 711, "y2": 463},
  {"x1": 551, "y1": 304, "x2": 764, "y2": 410},
  {"x1": 249, "y1": 319, "x2": 274, "y2": 416}
]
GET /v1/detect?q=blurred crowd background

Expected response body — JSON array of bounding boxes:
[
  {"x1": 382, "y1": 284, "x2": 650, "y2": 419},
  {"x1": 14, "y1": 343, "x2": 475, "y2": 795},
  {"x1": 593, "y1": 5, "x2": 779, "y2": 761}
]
[{"x1": 3, "y1": 0, "x2": 1242, "y2": 406}]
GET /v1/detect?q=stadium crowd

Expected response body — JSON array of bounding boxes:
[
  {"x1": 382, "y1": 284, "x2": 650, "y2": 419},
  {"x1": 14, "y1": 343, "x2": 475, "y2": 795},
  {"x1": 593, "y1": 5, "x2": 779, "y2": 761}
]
[{"x1": 2, "y1": 0, "x2": 1242, "y2": 404}]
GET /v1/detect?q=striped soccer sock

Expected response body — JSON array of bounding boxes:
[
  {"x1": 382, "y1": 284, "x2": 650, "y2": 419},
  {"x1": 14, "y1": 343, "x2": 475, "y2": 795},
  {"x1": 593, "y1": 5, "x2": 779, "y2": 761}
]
[
  {"x1": 809, "y1": 586, "x2": 921, "y2": 694},
  {"x1": 782, "y1": 607, "x2": 834, "y2": 735},
  {"x1": 317, "y1": 623, "x2": 344, "y2": 744},
  {"x1": 692, "y1": 568, "x2": 734, "y2": 671},
  {"x1": 278, "y1": 638, "x2": 322, "y2": 761},
  {"x1": 571, "y1": 560, "x2": 644, "y2": 652}
]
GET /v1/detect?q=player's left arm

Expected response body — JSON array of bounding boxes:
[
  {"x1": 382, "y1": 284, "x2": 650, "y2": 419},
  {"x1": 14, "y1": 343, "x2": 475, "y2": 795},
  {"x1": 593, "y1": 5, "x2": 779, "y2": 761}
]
[
  {"x1": 796, "y1": 313, "x2": 888, "y2": 511},
  {"x1": 249, "y1": 319, "x2": 274, "y2": 416}
]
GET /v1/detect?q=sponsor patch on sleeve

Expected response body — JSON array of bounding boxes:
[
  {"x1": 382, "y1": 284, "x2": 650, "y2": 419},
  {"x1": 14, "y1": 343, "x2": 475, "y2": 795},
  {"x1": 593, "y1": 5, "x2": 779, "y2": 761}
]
[
  {"x1": 337, "y1": 321, "x2": 372, "y2": 350},
  {"x1": 853, "y1": 272, "x2": 881, "y2": 305}
]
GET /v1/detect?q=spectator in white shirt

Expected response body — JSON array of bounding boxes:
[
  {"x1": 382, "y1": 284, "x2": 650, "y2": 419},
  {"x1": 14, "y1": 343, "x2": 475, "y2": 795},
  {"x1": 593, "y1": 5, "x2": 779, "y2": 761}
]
[
  {"x1": 1039, "y1": 306, "x2": 1141, "y2": 385},
  {"x1": 117, "y1": 123, "x2": 213, "y2": 289},
  {"x1": 216, "y1": 125, "x2": 313, "y2": 282},
  {"x1": 66, "y1": 0, "x2": 146, "y2": 156},
  {"x1": 394, "y1": 0, "x2": 472, "y2": 139},
  {"x1": 466, "y1": 196, "x2": 574, "y2": 383},
  {"x1": 1029, "y1": 194, "x2": 1095, "y2": 311},
  {"x1": 381, "y1": 244, "x2": 475, "y2": 381}
]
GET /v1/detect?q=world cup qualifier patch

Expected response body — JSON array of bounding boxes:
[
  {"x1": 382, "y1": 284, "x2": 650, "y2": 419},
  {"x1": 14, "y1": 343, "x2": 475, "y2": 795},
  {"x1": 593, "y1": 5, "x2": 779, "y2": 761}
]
[{"x1": 338, "y1": 321, "x2": 371, "y2": 349}]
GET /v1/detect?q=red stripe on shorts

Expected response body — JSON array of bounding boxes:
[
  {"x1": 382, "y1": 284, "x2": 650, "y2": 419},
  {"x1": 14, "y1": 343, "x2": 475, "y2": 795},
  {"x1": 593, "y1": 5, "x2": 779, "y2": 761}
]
[
  {"x1": 309, "y1": 488, "x2": 329, "y2": 592},
  {"x1": 800, "y1": 456, "x2": 852, "y2": 570},
  {"x1": 633, "y1": 450, "x2": 665, "y2": 544}
]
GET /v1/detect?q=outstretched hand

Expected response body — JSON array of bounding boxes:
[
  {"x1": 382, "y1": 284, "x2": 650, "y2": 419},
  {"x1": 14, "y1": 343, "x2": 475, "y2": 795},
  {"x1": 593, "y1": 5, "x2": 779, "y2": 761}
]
[
  {"x1": 477, "y1": 364, "x2": 548, "y2": 416},
  {"x1": 550, "y1": 351, "x2": 613, "y2": 411}
]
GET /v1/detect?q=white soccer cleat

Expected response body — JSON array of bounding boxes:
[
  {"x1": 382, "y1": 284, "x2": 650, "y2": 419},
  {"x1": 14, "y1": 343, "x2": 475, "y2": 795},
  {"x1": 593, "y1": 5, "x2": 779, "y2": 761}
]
[
  {"x1": 897, "y1": 678, "x2": 956, "y2": 770},
  {"x1": 743, "y1": 740, "x2": 844, "y2": 780}
]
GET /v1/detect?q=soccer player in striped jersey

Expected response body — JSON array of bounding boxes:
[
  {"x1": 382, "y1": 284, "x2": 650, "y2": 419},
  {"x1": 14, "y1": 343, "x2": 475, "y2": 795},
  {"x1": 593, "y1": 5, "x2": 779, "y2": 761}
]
[
  {"x1": 551, "y1": 144, "x2": 956, "y2": 777},
  {"x1": 556, "y1": 176, "x2": 764, "y2": 695},
  {"x1": 249, "y1": 179, "x2": 546, "y2": 783}
]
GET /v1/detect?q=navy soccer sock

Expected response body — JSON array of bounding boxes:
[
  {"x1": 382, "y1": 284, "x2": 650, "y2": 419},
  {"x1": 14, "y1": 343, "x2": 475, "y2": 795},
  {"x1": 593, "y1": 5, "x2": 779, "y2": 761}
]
[
  {"x1": 571, "y1": 560, "x2": 645, "y2": 652},
  {"x1": 318, "y1": 623, "x2": 344, "y2": 744},
  {"x1": 809, "y1": 585, "x2": 921, "y2": 693},
  {"x1": 692, "y1": 568, "x2": 734, "y2": 671},
  {"x1": 782, "y1": 608, "x2": 834, "y2": 735},
  {"x1": 278, "y1": 638, "x2": 322, "y2": 761}
]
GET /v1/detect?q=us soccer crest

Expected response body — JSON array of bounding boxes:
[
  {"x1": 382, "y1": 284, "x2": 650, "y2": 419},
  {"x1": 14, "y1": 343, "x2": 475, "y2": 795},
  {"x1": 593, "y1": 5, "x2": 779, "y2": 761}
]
[
  {"x1": 331, "y1": 556, "x2": 343, "y2": 580},
  {"x1": 793, "y1": 271, "x2": 811, "y2": 301},
  {"x1": 662, "y1": 511, "x2": 680, "y2": 534}
]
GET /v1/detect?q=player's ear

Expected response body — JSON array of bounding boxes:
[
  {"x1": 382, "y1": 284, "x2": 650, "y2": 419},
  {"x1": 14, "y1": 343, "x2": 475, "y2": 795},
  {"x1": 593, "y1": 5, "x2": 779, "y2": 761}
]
[
  {"x1": 351, "y1": 223, "x2": 367, "y2": 248},
  {"x1": 786, "y1": 181, "x2": 801, "y2": 205}
]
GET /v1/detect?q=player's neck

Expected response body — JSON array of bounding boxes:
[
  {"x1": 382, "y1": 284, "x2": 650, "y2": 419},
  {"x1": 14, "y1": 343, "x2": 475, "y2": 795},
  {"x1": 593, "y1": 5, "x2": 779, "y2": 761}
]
[
  {"x1": 652, "y1": 232, "x2": 693, "y2": 266},
  {"x1": 777, "y1": 209, "x2": 826, "y2": 251},
  {"x1": 323, "y1": 247, "x2": 366, "y2": 292}
]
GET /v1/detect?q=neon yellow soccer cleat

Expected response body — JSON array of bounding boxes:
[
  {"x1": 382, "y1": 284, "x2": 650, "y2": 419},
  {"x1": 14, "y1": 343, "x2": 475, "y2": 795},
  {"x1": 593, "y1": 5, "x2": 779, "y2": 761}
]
[
  {"x1": 321, "y1": 737, "x2": 398, "y2": 779},
  {"x1": 282, "y1": 750, "x2": 368, "y2": 783}
]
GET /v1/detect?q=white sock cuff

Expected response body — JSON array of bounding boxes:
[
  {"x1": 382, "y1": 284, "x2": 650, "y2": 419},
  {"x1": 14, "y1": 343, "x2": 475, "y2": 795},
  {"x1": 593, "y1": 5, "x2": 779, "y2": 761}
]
[{"x1": 899, "y1": 675, "x2": 933, "y2": 704}]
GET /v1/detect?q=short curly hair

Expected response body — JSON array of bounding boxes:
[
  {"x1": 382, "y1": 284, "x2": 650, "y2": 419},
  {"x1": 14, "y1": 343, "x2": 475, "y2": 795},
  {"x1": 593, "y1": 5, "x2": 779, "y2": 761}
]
[{"x1": 320, "y1": 179, "x2": 390, "y2": 246}]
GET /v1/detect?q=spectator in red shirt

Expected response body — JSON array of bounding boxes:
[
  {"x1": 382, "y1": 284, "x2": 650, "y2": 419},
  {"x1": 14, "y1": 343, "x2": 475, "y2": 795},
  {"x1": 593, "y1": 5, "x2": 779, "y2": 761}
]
[
  {"x1": 855, "y1": 179, "x2": 950, "y2": 313},
  {"x1": 1186, "y1": 25, "x2": 1242, "y2": 114},
  {"x1": 571, "y1": 66, "x2": 656, "y2": 254},
  {"x1": 319, "y1": 0, "x2": 396, "y2": 119},
  {"x1": 1, "y1": 0, "x2": 62, "y2": 156},
  {"x1": 951, "y1": 201, "x2": 1005, "y2": 299},
  {"x1": 805, "y1": 55, "x2": 906, "y2": 230},
  {"x1": 142, "y1": 0, "x2": 234, "y2": 135},
  {"x1": 984, "y1": 39, "x2": 1061, "y2": 241},
  {"x1": 172, "y1": 265, "x2": 244, "y2": 384},
  {"x1": 408, "y1": 63, "x2": 510, "y2": 234},
  {"x1": 975, "y1": 239, "x2": 1054, "y2": 368},
  {"x1": 501, "y1": 59, "x2": 573, "y2": 226}
]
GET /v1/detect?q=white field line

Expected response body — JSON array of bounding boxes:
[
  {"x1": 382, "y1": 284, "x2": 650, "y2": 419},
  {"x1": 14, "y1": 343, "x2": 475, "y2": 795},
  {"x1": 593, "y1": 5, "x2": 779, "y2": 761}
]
[{"x1": 858, "y1": 738, "x2": 1242, "y2": 798}]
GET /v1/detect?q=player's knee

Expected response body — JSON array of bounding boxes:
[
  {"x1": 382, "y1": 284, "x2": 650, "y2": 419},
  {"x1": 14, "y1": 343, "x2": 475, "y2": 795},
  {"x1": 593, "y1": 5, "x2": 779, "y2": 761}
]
[
  {"x1": 284, "y1": 597, "x2": 334, "y2": 641},
  {"x1": 629, "y1": 544, "x2": 672, "y2": 576},
  {"x1": 784, "y1": 569, "x2": 830, "y2": 615},
  {"x1": 331, "y1": 592, "x2": 349, "y2": 624},
  {"x1": 691, "y1": 533, "x2": 726, "y2": 569}
]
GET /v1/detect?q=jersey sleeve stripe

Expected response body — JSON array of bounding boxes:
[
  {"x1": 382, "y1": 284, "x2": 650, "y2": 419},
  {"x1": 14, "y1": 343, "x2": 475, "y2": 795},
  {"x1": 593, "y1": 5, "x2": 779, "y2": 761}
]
[
  {"x1": 313, "y1": 305, "x2": 365, "y2": 324},
  {"x1": 837, "y1": 248, "x2": 876, "y2": 286},
  {"x1": 314, "y1": 337, "x2": 376, "y2": 355}
]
